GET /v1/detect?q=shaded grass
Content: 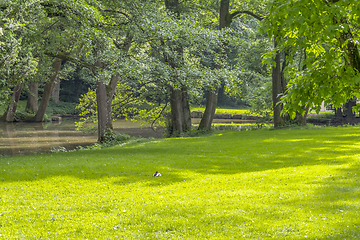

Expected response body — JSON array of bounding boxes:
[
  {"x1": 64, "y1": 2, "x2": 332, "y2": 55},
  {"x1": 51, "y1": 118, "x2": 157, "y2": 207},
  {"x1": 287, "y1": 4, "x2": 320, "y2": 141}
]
[{"x1": 1, "y1": 126, "x2": 360, "y2": 239}]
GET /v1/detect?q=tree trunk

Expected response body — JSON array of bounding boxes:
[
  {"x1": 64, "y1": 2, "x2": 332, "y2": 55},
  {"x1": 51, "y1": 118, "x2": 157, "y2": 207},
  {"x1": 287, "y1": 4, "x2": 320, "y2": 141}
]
[
  {"x1": 105, "y1": 74, "x2": 120, "y2": 131},
  {"x1": 169, "y1": 87, "x2": 183, "y2": 135},
  {"x1": 95, "y1": 69, "x2": 121, "y2": 142},
  {"x1": 181, "y1": 86, "x2": 191, "y2": 131},
  {"x1": 345, "y1": 98, "x2": 356, "y2": 122},
  {"x1": 272, "y1": 39, "x2": 283, "y2": 128},
  {"x1": 199, "y1": 86, "x2": 219, "y2": 130},
  {"x1": 26, "y1": 80, "x2": 38, "y2": 113},
  {"x1": 167, "y1": 86, "x2": 192, "y2": 136},
  {"x1": 198, "y1": 0, "x2": 229, "y2": 130},
  {"x1": 0, "y1": 83, "x2": 22, "y2": 122},
  {"x1": 34, "y1": 58, "x2": 62, "y2": 122},
  {"x1": 295, "y1": 107, "x2": 309, "y2": 125},
  {"x1": 164, "y1": 0, "x2": 192, "y2": 135},
  {"x1": 95, "y1": 32, "x2": 131, "y2": 142},
  {"x1": 335, "y1": 107, "x2": 343, "y2": 118},
  {"x1": 51, "y1": 77, "x2": 60, "y2": 103},
  {"x1": 96, "y1": 80, "x2": 110, "y2": 142}
]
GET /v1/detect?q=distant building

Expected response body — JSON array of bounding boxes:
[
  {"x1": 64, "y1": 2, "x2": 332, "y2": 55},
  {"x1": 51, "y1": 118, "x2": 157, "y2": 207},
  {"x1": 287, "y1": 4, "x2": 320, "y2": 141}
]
[{"x1": 320, "y1": 102, "x2": 334, "y2": 112}]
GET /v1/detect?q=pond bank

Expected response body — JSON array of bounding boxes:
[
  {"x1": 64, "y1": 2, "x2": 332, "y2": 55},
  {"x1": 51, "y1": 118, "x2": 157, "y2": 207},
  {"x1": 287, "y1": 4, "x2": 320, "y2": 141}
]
[{"x1": 0, "y1": 119, "x2": 164, "y2": 157}]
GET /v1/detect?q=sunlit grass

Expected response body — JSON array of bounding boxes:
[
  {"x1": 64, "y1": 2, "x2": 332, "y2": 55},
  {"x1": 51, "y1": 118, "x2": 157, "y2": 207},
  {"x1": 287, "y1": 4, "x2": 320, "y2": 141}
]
[
  {"x1": 191, "y1": 107, "x2": 250, "y2": 115},
  {"x1": 1, "y1": 126, "x2": 360, "y2": 239}
]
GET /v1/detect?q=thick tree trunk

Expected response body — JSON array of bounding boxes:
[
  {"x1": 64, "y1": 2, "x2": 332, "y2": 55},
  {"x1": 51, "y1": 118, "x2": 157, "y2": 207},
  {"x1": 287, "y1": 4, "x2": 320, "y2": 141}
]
[
  {"x1": 272, "y1": 39, "x2": 283, "y2": 128},
  {"x1": 96, "y1": 81, "x2": 110, "y2": 142},
  {"x1": 199, "y1": 86, "x2": 219, "y2": 130},
  {"x1": 0, "y1": 83, "x2": 22, "y2": 122},
  {"x1": 167, "y1": 86, "x2": 192, "y2": 135},
  {"x1": 169, "y1": 87, "x2": 183, "y2": 135},
  {"x1": 34, "y1": 58, "x2": 62, "y2": 122},
  {"x1": 163, "y1": 0, "x2": 192, "y2": 135},
  {"x1": 26, "y1": 80, "x2": 38, "y2": 113},
  {"x1": 95, "y1": 71, "x2": 120, "y2": 142},
  {"x1": 345, "y1": 98, "x2": 356, "y2": 122}
]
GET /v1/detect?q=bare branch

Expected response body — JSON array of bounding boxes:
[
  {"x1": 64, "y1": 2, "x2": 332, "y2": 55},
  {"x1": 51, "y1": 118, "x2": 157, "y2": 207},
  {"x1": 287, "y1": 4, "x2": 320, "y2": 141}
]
[{"x1": 151, "y1": 100, "x2": 168, "y2": 130}]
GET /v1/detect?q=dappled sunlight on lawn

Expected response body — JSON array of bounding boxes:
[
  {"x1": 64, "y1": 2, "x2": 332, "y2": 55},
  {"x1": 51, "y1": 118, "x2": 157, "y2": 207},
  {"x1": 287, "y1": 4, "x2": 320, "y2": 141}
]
[{"x1": 1, "y1": 126, "x2": 360, "y2": 238}]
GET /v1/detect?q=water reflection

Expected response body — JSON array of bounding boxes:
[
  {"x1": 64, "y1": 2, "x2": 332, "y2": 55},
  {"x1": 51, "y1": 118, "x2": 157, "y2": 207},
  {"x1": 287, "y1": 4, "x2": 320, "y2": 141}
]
[
  {"x1": 0, "y1": 118, "x2": 255, "y2": 157},
  {"x1": 0, "y1": 119, "x2": 164, "y2": 157}
]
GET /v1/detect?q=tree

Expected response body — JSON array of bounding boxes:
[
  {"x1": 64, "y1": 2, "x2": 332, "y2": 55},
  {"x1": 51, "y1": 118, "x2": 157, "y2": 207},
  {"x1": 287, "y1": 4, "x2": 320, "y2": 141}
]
[
  {"x1": 25, "y1": 80, "x2": 39, "y2": 113},
  {"x1": 0, "y1": 1, "x2": 39, "y2": 121},
  {"x1": 123, "y1": 0, "x2": 224, "y2": 135},
  {"x1": 198, "y1": 0, "x2": 229, "y2": 130},
  {"x1": 264, "y1": 0, "x2": 360, "y2": 118},
  {"x1": 198, "y1": 0, "x2": 268, "y2": 130},
  {"x1": 34, "y1": 57, "x2": 63, "y2": 121}
]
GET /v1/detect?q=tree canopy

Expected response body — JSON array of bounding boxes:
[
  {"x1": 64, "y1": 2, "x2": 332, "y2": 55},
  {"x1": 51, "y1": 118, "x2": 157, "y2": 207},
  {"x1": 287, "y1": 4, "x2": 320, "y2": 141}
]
[{"x1": 264, "y1": 0, "x2": 360, "y2": 117}]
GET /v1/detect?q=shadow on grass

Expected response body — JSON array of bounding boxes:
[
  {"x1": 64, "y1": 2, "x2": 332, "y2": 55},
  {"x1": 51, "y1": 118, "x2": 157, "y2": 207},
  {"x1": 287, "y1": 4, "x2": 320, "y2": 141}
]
[
  {"x1": 1, "y1": 127, "x2": 360, "y2": 238},
  {"x1": 1, "y1": 127, "x2": 359, "y2": 185},
  {"x1": 271, "y1": 160, "x2": 360, "y2": 239}
]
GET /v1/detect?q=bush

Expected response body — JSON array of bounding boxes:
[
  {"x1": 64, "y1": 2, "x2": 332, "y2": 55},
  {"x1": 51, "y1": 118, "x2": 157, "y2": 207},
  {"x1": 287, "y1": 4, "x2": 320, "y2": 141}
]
[
  {"x1": 14, "y1": 110, "x2": 34, "y2": 121},
  {"x1": 99, "y1": 130, "x2": 132, "y2": 148},
  {"x1": 47, "y1": 101, "x2": 81, "y2": 115}
]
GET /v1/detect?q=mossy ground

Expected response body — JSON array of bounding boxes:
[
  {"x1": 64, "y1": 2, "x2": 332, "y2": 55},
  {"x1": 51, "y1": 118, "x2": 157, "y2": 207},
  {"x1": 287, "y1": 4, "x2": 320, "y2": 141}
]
[{"x1": 1, "y1": 126, "x2": 360, "y2": 239}]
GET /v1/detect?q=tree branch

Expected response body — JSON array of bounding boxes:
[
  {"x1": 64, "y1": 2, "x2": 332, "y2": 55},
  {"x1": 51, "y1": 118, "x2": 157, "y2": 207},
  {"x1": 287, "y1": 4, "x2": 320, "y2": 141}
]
[
  {"x1": 151, "y1": 100, "x2": 168, "y2": 130},
  {"x1": 103, "y1": 10, "x2": 132, "y2": 21},
  {"x1": 44, "y1": 52, "x2": 101, "y2": 72},
  {"x1": 231, "y1": 10, "x2": 265, "y2": 21}
]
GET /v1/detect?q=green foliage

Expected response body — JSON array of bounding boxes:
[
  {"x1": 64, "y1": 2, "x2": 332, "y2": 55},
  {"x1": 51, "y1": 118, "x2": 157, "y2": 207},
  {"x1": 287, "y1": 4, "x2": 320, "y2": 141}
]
[
  {"x1": 75, "y1": 88, "x2": 99, "y2": 132},
  {"x1": 0, "y1": 1, "x2": 40, "y2": 103},
  {"x1": 99, "y1": 129, "x2": 132, "y2": 148},
  {"x1": 47, "y1": 101, "x2": 81, "y2": 116},
  {"x1": 13, "y1": 110, "x2": 34, "y2": 122},
  {"x1": 220, "y1": 14, "x2": 272, "y2": 111},
  {"x1": 263, "y1": 0, "x2": 360, "y2": 117},
  {"x1": 75, "y1": 81, "x2": 168, "y2": 132},
  {"x1": 2, "y1": 126, "x2": 360, "y2": 238},
  {"x1": 225, "y1": 71, "x2": 272, "y2": 113}
]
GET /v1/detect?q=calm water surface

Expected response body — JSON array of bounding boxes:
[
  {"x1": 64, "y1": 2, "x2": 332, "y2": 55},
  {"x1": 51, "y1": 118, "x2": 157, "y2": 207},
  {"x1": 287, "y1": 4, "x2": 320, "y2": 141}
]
[
  {"x1": 0, "y1": 119, "x2": 164, "y2": 157},
  {"x1": 0, "y1": 118, "x2": 256, "y2": 157}
]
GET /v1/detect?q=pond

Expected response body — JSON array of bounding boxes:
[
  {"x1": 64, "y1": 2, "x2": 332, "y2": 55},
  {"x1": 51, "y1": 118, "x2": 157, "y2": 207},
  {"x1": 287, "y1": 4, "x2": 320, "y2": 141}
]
[
  {"x1": 0, "y1": 118, "x2": 257, "y2": 157},
  {"x1": 0, "y1": 119, "x2": 164, "y2": 157}
]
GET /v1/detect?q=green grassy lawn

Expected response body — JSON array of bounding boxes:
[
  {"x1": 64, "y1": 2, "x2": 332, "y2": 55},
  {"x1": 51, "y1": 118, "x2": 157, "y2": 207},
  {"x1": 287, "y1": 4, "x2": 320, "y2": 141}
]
[{"x1": 1, "y1": 126, "x2": 360, "y2": 239}]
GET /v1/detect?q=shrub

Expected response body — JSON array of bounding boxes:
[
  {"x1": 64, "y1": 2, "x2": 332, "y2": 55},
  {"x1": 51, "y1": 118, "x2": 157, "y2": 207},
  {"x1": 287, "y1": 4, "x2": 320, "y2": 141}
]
[{"x1": 47, "y1": 101, "x2": 81, "y2": 115}]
